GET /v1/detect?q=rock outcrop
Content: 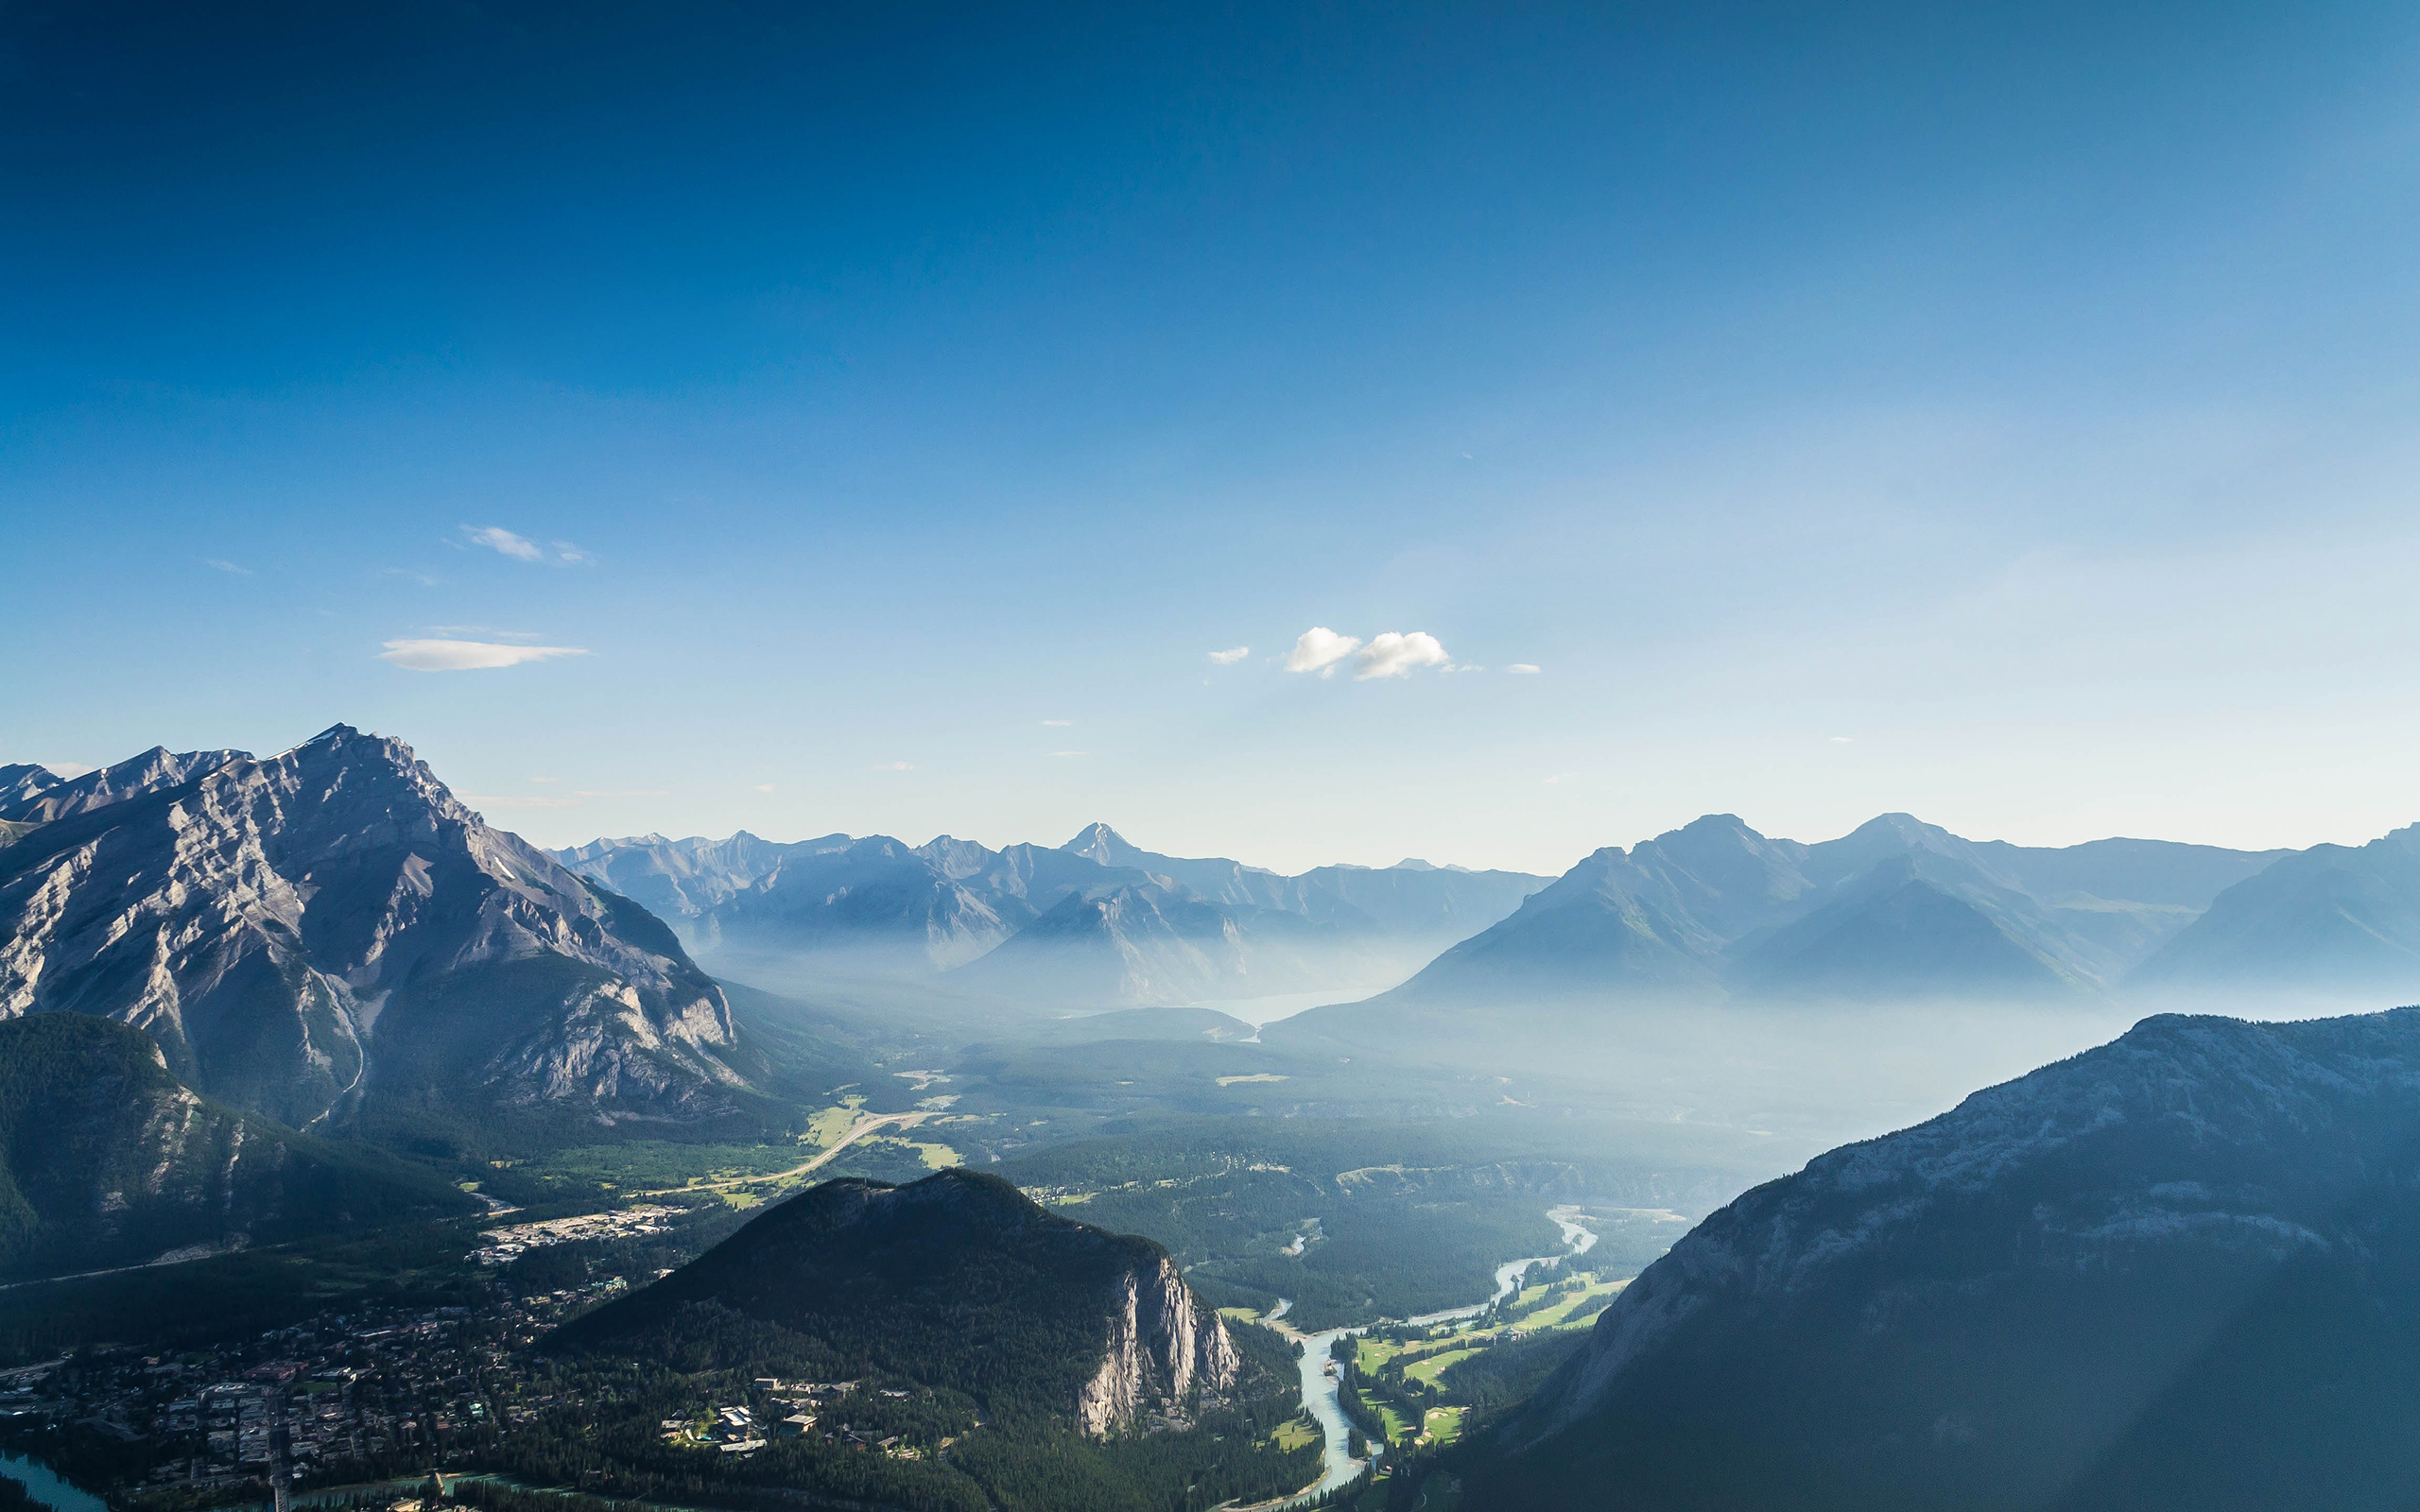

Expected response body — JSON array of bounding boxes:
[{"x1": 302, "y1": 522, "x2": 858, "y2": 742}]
[{"x1": 1078, "y1": 1253, "x2": 1241, "y2": 1435}]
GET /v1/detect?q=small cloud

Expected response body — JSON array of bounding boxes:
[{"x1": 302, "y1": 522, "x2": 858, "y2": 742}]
[
  {"x1": 379, "y1": 567, "x2": 441, "y2": 587},
  {"x1": 1543, "y1": 772, "x2": 1576, "y2": 784},
  {"x1": 553, "y1": 541, "x2": 594, "y2": 565},
  {"x1": 1041, "y1": 719, "x2": 1073, "y2": 727},
  {"x1": 1050, "y1": 750, "x2": 1087, "y2": 758},
  {"x1": 570, "y1": 789, "x2": 670, "y2": 799},
  {"x1": 1507, "y1": 663, "x2": 1542, "y2": 675},
  {"x1": 529, "y1": 776, "x2": 559, "y2": 783},
  {"x1": 428, "y1": 625, "x2": 544, "y2": 642},
  {"x1": 463, "y1": 525, "x2": 544, "y2": 561},
  {"x1": 459, "y1": 794, "x2": 588, "y2": 810},
  {"x1": 1285, "y1": 627, "x2": 1362, "y2": 678},
  {"x1": 377, "y1": 638, "x2": 589, "y2": 672},
  {"x1": 202, "y1": 558, "x2": 251, "y2": 576},
  {"x1": 32, "y1": 761, "x2": 96, "y2": 780},
  {"x1": 1831, "y1": 736, "x2": 1854, "y2": 744},
  {"x1": 752, "y1": 782, "x2": 777, "y2": 793},
  {"x1": 873, "y1": 761, "x2": 915, "y2": 771},
  {"x1": 1354, "y1": 631, "x2": 1451, "y2": 680},
  {"x1": 1208, "y1": 645, "x2": 1251, "y2": 665}
]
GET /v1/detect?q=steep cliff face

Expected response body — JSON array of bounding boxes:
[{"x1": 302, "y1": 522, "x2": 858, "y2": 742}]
[
  {"x1": 0, "y1": 1013, "x2": 475, "y2": 1280},
  {"x1": 1472, "y1": 1007, "x2": 2420, "y2": 1512},
  {"x1": 1078, "y1": 1253, "x2": 1242, "y2": 1435},
  {"x1": 557, "y1": 1168, "x2": 1240, "y2": 1434},
  {"x1": 0, "y1": 726, "x2": 743, "y2": 1131}
]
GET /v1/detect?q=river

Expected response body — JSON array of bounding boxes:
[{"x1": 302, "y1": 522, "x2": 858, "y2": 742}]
[
  {"x1": 0, "y1": 1451, "x2": 109, "y2": 1512},
  {"x1": 1267, "y1": 1205, "x2": 1601, "y2": 1506}
]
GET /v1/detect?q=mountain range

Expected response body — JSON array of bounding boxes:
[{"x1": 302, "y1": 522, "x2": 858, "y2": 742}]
[
  {"x1": 557, "y1": 824, "x2": 1549, "y2": 1005},
  {"x1": 1265, "y1": 812, "x2": 2354, "y2": 1052},
  {"x1": 1465, "y1": 1005, "x2": 2420, "y2": 1511},
  {"x1": 0, "y1": 1013, "x2": 476, "y2": 1282},
  {"x1": 0, "y1": 726, "x2": 752, "y2": 1139}
]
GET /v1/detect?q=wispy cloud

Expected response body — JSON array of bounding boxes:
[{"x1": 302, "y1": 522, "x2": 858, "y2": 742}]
[
  {"x1": 1507, "y1": 663, "x2": 1542, "y2": 675},
  {"x1": 379, "y1": 567, "x2": 441, "y2": 587},
  {"x1": 1831, "y1": 736, "x2": 1855, "y2": 744},
  {"x1": 752, "y1": 782, "x2": 777, "y2": 793},
  {"x1": 1208, "y1": 645, "x2": 1251, "y2": 665},
  {"x1": 462, "y1": 525, "x2": 591, "y2": 565},
  {"x1": 1543, "y1": 772, "x2": 1576, "y2": 784},
  {"x1": 1354, "y1": 631, "x2": 1451, "y2": 680},
  {"x1": 529, "y1": 776, "x2": 559, "y2": 783},
  {"x1": 202, "y1": 558, "x2": 251, "y2": 576},
  {"x1": 1050, "y1": 750, "x2": 1087, "y2": 758},
  {"x1": 463, "y1": 525, "x2": 544, "y2": 561},
  {"x1": 1285, "y1": 627, "x2": 1362, "y2": 677},
  {"x1": 427, "y1": 625, "x2": 544, "y2": 642},
  {"x1": 873, "y1": 761, "x2": 915, "y2": 771},
  {"x1": 1041, "y1": 719, "x2": 1073, "y2": 727},
  {"x1": 460, "y1": 794, "x2": 587, "y2": 810},
  {"x1": 378, "y1": 638, "x2": 589, "y2": 672}
]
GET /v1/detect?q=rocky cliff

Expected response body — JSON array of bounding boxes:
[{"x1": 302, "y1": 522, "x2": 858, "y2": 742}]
[
  {"x1": 0, "y1": 725, "x2": 745, "y2": 1133},
  {"x1": 1078, "y1": 1252, "x2": 1242, "y2": 1435}
]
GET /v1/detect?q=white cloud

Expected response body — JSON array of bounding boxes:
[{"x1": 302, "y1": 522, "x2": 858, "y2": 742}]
[
  {"x1": 463, "y1": 525, "x2": 544, "y2": 561},
  {"x1": 203, "y1": 558, "x2": 251, "y2": 576},
  {"x1": 752, "y1": 782, "x2": 777, "y2": 793},
  {"x1": 1544, "y1": 772, "x2": 1576, "y2": 784},
  {"x1": 1285, "y1": 627, "x2": 1362, "y2": 677},
  {"x1": 1507, "y1": 663, "x2": 1542, "y2": 675},
  {"x1": 1831, "y1": 736, "x2": 1855, "y2": 744},
  {"x1": 1050, "y1": 750, "x2": 1087, "y2": 758},
  {"x1": 32, "y1": 761, "x2": 96, "y2": 779},
  {"x1": 1354, "y1": 631, "x2": 1452, "y2": 680},
  {"x1": 553, "y1": 541, "x2": 595, "y2": 565},
  {"x1": 378, "y1": 638, "x2": 589, "y2": 672},
  {"x1": 1042, "y1": 719, "x2": 1073, "y2": 727},
  {"x1": 529, "y1": 776, "x2": 559, "y2": 783},
  {"x1": 873, "y1": 761, "x2": 915, "y2": 771},
  {"x1": 460, "y1": 794, "x2": 587, "y2": 810},
  {"x1": 1208, "y1": 645, "x2": 1251, "y2": 665}
]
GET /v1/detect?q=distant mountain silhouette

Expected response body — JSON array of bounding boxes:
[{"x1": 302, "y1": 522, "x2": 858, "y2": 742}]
[
  {"x1": 559, "y1": 822, "x2": 1547, "y2": 1005},
  {"x1": 1464, "y1": 1007, "x2": 2420, "y2": 1511},
  {"x1": 1272, "y1": 813, "x2": 2284, "y2": 1038},
  {"x1": 2131, "y1": 823, "x2": 2420, "y2": 1001}
]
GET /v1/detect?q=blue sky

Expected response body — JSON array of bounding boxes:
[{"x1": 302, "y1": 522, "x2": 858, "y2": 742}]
[{"x1": 8, "y1": 1, "x2": 2420, "y2": 874}]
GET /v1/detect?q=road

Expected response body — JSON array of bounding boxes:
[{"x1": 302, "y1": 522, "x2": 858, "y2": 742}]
[{"x1": 631, "y1": 1111, "x2": 933, "y2": 1196}]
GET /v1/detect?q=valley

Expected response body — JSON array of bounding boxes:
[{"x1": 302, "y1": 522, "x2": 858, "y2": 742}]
[{"x1": 9, "y1": 730, "x2": 2420, "y2": 1512}]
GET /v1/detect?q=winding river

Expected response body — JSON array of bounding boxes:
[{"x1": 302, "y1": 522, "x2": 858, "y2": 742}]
[{"x1": 1267, "y1": 1205, "x2": 1601, "y2": 1506}]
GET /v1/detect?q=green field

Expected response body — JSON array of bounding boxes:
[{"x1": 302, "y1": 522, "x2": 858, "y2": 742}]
[{"x1": 1404, "y1": 1347, "x2": 1480, "y2": 1385}]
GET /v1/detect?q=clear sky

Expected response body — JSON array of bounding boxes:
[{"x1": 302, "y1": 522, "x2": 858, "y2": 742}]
[{"x1": 8, "y1": 1, "x2": 2420, "y2": 875}]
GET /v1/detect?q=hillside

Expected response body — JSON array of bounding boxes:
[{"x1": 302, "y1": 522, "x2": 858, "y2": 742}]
[
  {"x1": 0, "y1": 1013, "x2": 476, "y2": 1282},
  {"x1": 558, "y1": 1167, "x2": 1237, "y2": 1432},
  {"x1": 0, "y1": 726, "x2": 752, "y2": 1139},
  {"x1": 1462, "y1": 1007, "x2": 2420, "y2": 1511}
]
